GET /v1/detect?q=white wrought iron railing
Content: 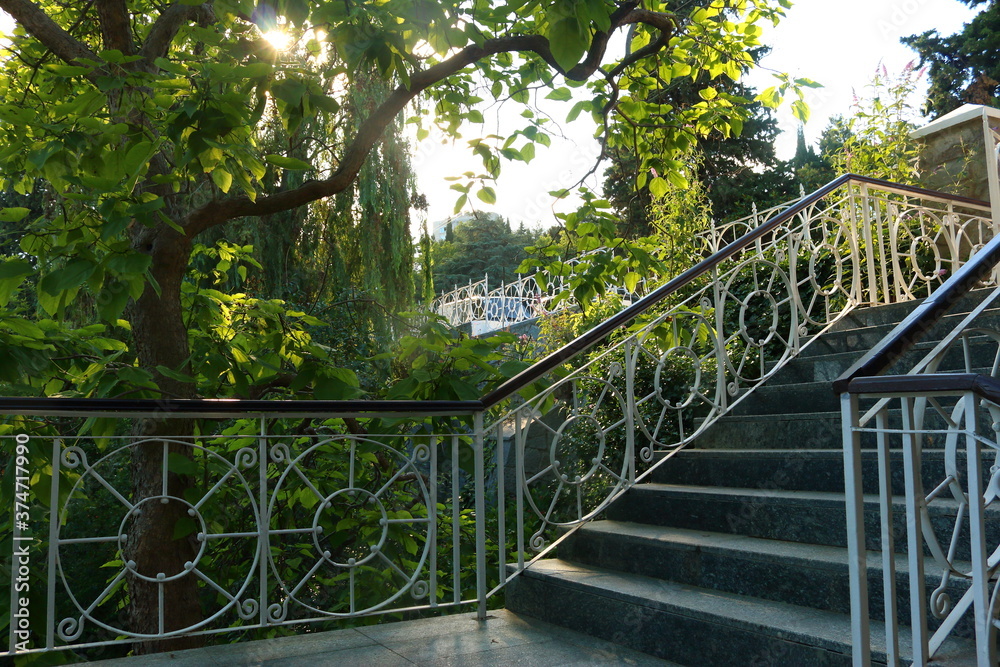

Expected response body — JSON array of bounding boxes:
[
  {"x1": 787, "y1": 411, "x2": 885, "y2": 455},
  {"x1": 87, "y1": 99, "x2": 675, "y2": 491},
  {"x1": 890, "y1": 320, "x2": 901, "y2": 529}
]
[
  {"x1": 430, "y1": 248, "x2": 618, "y2": 333},
  {"x1": 1, "y1": 175, "x2": 995, "y2": 659},
  {"x1": 837, "y1": 234, "x2": 1000, "y2": 666},
  {"x1": 428, "y1": 197, "x2": 804, "y2": 334}
]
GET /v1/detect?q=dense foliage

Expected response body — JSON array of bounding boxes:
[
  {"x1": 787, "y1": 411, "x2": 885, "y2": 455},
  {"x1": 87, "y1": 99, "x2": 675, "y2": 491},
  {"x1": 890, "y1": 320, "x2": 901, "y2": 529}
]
[
  {"x1": 903, "y1": 0, "x2": 1000, "y2": 117},
  {"x1": 0, "y1": 0, "x2": 807, "y2": 653},
  {"x1": 430, "y1": 213, "x2": 543, "y2": 294}
]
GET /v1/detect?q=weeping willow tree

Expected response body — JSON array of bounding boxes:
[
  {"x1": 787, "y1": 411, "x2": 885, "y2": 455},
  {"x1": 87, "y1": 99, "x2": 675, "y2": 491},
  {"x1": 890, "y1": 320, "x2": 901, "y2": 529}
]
[
  {"x1": 203, "y1": 65, "x2": 416, "y2": 358},
  {"x1": 307, "y1": 67, "x2": 415, "y2": 316}
]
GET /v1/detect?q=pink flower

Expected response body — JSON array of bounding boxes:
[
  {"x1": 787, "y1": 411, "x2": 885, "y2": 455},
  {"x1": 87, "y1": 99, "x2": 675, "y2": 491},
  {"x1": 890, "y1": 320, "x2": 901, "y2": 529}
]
[{"x1": 935, "y1": 268, "x2": 948, "y2": 277}]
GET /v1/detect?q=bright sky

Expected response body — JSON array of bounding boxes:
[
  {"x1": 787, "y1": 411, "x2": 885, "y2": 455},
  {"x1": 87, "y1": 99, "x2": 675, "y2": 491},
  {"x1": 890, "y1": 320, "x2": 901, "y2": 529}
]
[
  {"x1": 0, "y1": 1, "x2": 984, "y2": 231},
  {"x1": 747, "y1": 0, "x2": 980, "y2": 158},
  {"x1": 417, "y1": 0, "x2": 983, "y2": 230}
]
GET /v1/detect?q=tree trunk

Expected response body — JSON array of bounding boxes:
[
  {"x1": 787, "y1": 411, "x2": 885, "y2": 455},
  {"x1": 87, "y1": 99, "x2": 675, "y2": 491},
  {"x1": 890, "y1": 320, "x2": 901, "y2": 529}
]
[{"x1": 124, "y1": 222, "x2": 204, "y2": 653}]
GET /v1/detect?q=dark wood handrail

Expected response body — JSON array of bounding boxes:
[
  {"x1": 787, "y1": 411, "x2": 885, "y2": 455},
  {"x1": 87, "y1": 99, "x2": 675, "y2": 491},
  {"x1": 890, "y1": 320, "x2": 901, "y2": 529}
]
[
  {"x1": 844, "y1": 373, "x2": 1000, "y2": 406},
  {"x1": 831, "y1": 227, "x2": 1000, "y2": 394},
  {"x1": 484, "y1": 174, "x2": 988, "y2": 408}
]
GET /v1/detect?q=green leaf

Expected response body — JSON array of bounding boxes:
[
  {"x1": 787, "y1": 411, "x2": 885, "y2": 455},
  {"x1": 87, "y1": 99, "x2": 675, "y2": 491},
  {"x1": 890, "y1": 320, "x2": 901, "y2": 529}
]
[
  {"x1": 156, "y1": 365, "x2": 196, "y2": 383},
  {"x1": 545, "y1": 87, "x2": 572, "y2": 102},
  {"x1": 648, "y1": 176, "x2": 668, "y2": 198},
  {"x1": 123, "y1": 140, "x2": 153, "y2": 174},
  {"x1": 498, "y1": 360, "x2": 531, "y2": 378},
  {"x1": 791, "y1": 99, "x2": 810, "y2": 123},
  {"x1": 756, "y1": 86, "x2": 782, "y2": 108},
  {"x1": 97, "y1": 279, "x2": 131, "y2": 322},
  {"x1": 667, "y1": 170, "x2": 688, "y2": 189},
  {"x1": 447, "y1": 376, "x2": 480, "y2": 400},
  {"x1": 387, "y1": 375, "x2": 420, "y2": 400},
  {"x1": 45, "y1": 64, "x2": 91, "y2": 76},
  {"x1": 211, "y1": 167, "x2": 233, "y2": 193},
  {"x1": 167, "y1": 452, "x2": 199, "y2": 475},
  {"x1": 106, "y1": 253, "x2": 152, "y2": 274},
  {"x1": 566, "y1": 100, "x2": 590, "y2": 122},
  {"x1": 548, "y1": 17, "x2": 588, "y2": 71},
  {"x1": 264, "y1": 154, "x2": 312, "y2": 170},
  {"x1": 0, "y1": 207, "x2": 30, "y2": 222},
  {"x1": 0, "y1": 258, "x2": 32, "y2": 280},
  {"x1": 0, "y1": 317, "x2": 44, "y2": 338},
  {"x1": 285, "y1": 0, "x2": 310, "y2": 27},
  {"x1": 172, "y1": 516, "x2": 197, "y2": 540},
  {"x1": 477, "y1": 187, "x2": 497, "y2": 204},
  {"x1": 40, "y1": 259, "x2": 96, "y2": 295},
  {"x1": 314, "y1": 369, "x2": 363, "y2": 400}
]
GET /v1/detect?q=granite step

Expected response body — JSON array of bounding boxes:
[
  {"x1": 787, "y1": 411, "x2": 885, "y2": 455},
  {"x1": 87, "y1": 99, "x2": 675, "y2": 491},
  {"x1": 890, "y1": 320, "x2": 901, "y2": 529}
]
[
  {"x1": 557, "y1": 521, "x2": 976, "y2": 634},
  {"x1": 506, "y1": 559, "x2": 978, "y2": 666},
  {"x1": 605, "y1": 483, "x2": 1000, "y2": 553},
  {"x1": 651, "y1": 448, "x2": 998, "y2": 495}
]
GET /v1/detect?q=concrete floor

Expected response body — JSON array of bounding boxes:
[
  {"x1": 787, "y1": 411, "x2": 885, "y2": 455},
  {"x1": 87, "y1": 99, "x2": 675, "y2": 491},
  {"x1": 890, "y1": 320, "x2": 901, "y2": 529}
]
[{"x1": 86, "y1": 610, "x2": 676, "y2": 666}]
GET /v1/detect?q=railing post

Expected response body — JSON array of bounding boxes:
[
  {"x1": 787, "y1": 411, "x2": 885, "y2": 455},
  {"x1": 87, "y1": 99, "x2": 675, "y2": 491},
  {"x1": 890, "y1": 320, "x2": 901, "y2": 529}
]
[
  {"x1": 963, "y1": 392, "x2": 994, "y2": 665},
  {"x1": 980, "y1": 114, "x2": 1000, "y2": 229},
  {"x1": 258, "y1": 417, "x2": 269, "y2": 628},
  {"x1": 858, "y1": 182, "x2": 883, "y2": 303},
  {"x1": 473, "y1": 411, "x2": 487, "y2": 620},
  {"x1": 841, "y1": 391, "x2": 871, "y2": 667},
  {"x1": 900, "y1": 396, "x2": 930, "y2": 665},
  {"x1": 844, "y1": 186, "x2": 865, "y2": 307},
  {"x1": 712, "y1": 266, "x2": 730, "y2": 411},
  {"x1": 46, "y1": 438, "x2": 60, "y2": 652},
  {"x1": 625, "y1": 338, "x2": 636, "y2": 485},
  {"x1": 875, "y1": 409, "x2": 899, "y2": 666}
]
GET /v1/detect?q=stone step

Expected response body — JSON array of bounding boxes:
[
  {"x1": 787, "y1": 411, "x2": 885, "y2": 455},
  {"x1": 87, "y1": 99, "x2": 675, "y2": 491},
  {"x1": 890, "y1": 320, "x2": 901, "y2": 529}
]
[
  {"x1": 729, "y1": 379, "x2": 840, "y2": 415},
  {"x1": 557, "y1": 521, "x2": 975, "y2": 634},
  {"x1": 505, "y1": 559, "x2": 978, "y2": 666},
  {"x1": 652, "y1": 448, "x2": 997, "y2": 495},
  {"x1": 824, "y1": 288, "x2": 995, "y2": 332},
  {"x1": 765, "y1": 337, "x2": 1000, "y2": 387},
  {"x1": 696, "y1": 402, "x2": 998, "y2": 450},
  {"x1": 693, "y1": 410, "x2": 843, "y2": 449},
  {"x1": 731, "y1": 365, "x2": 996, "y2": 416},
  {"x1": 507, "y1": 289, "x2": 1000, "y2": 665},
  {"x1": 606, "y1": 483, "x2": 1000, "y2": 553},
  {"x1": 797, "y1": 311, "x2": 1000, "y2": 361}
]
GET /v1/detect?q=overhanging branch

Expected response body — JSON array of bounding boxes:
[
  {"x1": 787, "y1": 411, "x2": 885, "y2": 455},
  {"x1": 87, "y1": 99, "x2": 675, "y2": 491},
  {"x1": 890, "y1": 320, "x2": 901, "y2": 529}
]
[
  {"x1": 95, "y1": 0, "x2": 134, "y2": 55},
  {"x1": 140, "y1": 2, "x2": 217, "y2": 67},
  {"x1": 0, "y1": 0, "x2": 100, "y2": 70},
  {"x1": 183, "y1": 5, "x2": 678, "y2": 235}
]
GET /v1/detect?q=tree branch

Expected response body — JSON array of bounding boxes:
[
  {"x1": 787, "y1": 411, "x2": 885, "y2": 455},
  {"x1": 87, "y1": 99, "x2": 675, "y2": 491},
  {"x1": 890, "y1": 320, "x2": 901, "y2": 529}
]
[
  {"x1": 0, "y1": 0, "x2": 100, "y2": 68},
  {"x1": 182, "y1": 6, "x2": 678, "y2": 235},
  {"x1": 95, "y1": 0, "x2": 134, "y2": 55},
  {"x1": 140, "y1": 2, "x2": 217, "y2": 67}
]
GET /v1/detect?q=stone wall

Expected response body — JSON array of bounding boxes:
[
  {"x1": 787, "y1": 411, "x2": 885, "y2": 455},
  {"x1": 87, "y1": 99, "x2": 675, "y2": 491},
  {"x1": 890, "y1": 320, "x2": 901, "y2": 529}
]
[{"x1": 915, "y1": 116, "x2": 990, "y2": 201}]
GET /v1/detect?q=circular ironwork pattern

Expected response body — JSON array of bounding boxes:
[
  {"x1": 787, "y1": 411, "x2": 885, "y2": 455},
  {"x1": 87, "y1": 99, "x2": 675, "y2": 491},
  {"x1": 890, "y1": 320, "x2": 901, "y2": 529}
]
[
  {"x1": 266, "y1": 436, "x2": 433, "y2": 618},
  {"x1": 119, "y1": 496, "x2": 208, "y2": 582},
  {"x1": 312, "y1": 488, "x2": 388, "y2": 568},
  {"x1": 518, "y1": 372, "x2": 630, "y2": 549},
  {"x1": 550, "y1": 415, "x2": 606, "y2": 485},
  {"x1": 55, "y1": 439, "x2": 259, "y2": 639}
]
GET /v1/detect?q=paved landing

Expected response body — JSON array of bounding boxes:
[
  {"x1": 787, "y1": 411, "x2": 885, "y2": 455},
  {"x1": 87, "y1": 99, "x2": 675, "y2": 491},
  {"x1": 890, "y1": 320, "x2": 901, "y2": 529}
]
[{"x1": 87, "y1": 610, "x2": 675, "y2": 666}]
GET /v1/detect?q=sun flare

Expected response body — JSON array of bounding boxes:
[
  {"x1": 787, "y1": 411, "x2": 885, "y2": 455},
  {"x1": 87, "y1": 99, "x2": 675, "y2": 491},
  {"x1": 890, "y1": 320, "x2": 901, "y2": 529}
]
[{"x1": 262, "y1": 29, "x2": 291, "y2": 51}]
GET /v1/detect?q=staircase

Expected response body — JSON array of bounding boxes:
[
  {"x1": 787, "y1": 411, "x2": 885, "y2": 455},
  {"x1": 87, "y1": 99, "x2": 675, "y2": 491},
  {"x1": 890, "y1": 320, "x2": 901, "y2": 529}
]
[{"x1": 505, "y1": 289, "x2": 1000, "y2": 665}]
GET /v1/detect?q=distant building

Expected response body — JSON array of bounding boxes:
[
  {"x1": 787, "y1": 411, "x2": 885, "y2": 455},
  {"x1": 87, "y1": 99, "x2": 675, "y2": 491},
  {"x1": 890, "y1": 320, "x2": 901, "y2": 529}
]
[{"x1": 430, "y1": 212, "x2": 503, "y2": 240}]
